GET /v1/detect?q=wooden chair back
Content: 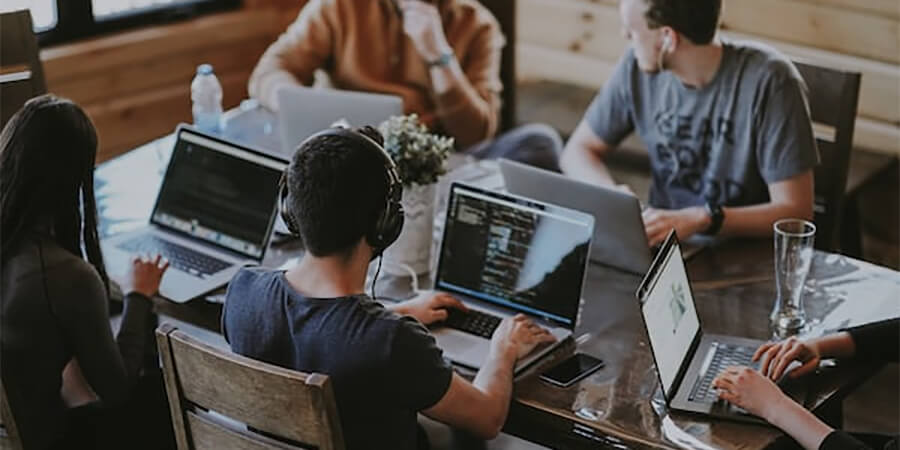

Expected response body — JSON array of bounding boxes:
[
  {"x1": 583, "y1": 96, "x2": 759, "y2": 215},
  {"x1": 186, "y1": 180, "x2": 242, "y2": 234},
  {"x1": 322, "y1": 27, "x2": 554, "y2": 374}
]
[
  {"x1": 0, "y1": 379, "x2": 23, "y2": 450},
  {"x1": 478, "y1": 0, "x2": 516, "y2": 132},
  {"x1": 0, "y1": 9, "x2": 47, "y2": 130},
  {"x1": 156, "y1": 324, "x2": 345, "y2": 450},
  {"x1": 793, "y1": 61, "x2": 862, "y2": 251}
]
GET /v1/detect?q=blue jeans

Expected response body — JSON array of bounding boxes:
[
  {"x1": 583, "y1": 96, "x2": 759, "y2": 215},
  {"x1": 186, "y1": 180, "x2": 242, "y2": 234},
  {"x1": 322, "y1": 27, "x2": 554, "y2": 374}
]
[{"x1": 466, "y1": 123, "x2": 563, "y2": 172}]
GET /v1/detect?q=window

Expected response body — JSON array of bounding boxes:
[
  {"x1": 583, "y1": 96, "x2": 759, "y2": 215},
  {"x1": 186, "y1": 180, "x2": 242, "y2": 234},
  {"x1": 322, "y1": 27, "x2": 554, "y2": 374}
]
[
  {"x1": 0, "y1": 0, "x2": 57, "y2": 31},
  {"x1": 2, "y1": 0, "x2": 241, "y2": 46}
]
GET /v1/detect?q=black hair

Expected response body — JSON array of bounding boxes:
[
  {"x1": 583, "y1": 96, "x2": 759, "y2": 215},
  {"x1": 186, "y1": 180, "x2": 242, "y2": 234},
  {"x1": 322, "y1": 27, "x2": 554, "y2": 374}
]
[
  {"x1": 286, "y1": 126, "x2": 389, "y2": 258},
  {"x1": 643, "y1": 0, "x2": 722, "y2": 45},
  {"x1": 0, "y1": 94, "x2": 108, "y2": 287}
]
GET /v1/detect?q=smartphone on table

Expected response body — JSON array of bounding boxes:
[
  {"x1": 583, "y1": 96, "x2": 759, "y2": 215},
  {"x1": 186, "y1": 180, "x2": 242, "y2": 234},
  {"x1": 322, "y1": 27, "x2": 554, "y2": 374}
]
[{"x1": 539, "y1": 353, "x2": 605, "y2": 388}]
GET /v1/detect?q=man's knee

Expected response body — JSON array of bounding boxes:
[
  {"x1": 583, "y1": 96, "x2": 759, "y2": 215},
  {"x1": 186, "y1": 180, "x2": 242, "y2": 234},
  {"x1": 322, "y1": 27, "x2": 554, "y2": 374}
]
[{"x1": 508, "y1": 123, "x2": 564, "y2": 156}]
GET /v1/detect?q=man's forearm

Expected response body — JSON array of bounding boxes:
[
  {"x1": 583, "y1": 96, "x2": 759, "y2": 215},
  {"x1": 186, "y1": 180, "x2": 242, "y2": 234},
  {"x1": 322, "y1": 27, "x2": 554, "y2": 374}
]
[
  {"x1": 471, "y1": 348, "x2": 517, "y2": 434},
  {"x1": 719, "y1": 202, "x2": 812, "y2": 238}
]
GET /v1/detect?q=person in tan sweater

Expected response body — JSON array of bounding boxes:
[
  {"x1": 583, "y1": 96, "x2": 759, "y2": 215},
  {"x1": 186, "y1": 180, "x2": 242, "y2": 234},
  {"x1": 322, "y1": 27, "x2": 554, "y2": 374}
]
[{"x1": 249, "y1": 0, "x2": 561, "y2": 170}]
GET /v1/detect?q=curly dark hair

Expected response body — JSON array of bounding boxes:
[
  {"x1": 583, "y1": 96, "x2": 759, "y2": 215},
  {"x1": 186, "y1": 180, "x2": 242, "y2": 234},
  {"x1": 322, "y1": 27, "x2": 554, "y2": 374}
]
[{"x1": 643, "y1": 0, "x2": 722, "y2": 45}]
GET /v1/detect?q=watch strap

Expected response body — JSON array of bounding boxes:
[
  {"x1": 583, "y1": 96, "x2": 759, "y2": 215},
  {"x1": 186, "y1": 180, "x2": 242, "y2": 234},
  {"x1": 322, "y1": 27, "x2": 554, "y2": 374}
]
[
  {"x1": 427, "y1": 51, "x2": 454, "y2": 68},
  {"x1": 704, "y1": 201, "x2": 724, "y2": 235}
]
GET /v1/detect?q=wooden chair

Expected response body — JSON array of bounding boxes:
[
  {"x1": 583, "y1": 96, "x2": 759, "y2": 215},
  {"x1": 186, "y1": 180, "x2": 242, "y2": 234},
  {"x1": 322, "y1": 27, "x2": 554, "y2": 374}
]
[
  {"x1": 156, "y1": 324, "x2": 345, "y2": 450},
  {"x1": 0, "y1": 380, "x2": 23, "y2": 450},
  {"x1": 0, "y1": 9, "x2": 47, "y2": 130},
  {"x1": 479, "y1": 0, "x2": 516, "y2": 132},
  {"x1": 793, "y1": 61, "x2": 861, "y2": 252}
]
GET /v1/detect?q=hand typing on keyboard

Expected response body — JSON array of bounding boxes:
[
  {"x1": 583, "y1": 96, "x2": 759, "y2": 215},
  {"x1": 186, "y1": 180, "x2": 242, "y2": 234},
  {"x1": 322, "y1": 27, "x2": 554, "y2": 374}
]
[
  {"x1": 712, "y1": 366, "x2": 789, "y2": 422},
  {"x1": 490, "y1": 314, "x2": 557, "y2": 362},
  {"x1": 388, "y1": 291, "x2": 469, "y2": 325},
  {"x1": 754, "y1": 337, "x2": 822, "y2": 381},
  {"x1": 119, "y1": 253, "x2": 170, "y2": 298}
]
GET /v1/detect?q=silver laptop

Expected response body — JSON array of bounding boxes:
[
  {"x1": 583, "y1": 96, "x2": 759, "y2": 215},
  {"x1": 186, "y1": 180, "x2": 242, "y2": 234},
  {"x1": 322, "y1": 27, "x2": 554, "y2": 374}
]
[
  {"x1": 277, "y1": 85, "x2": 403, "y2": 158},
  {"x1": 636, "y1": 230, "x2": 807, "y2": 423},
  {"x1": 431, "y1": 182, "x2": 594, "y2": 374},
  {"x1": 499, "y1": 159, "x2": 651, "y2": 274},
  {"x1": 102, "y1": 125, "x2": 287, "y2": 303}
]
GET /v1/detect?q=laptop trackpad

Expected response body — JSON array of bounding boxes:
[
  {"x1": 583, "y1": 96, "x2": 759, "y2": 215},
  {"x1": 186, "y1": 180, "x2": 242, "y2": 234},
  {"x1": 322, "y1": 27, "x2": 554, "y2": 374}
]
[{"x1": 433, "y1": 328, "x2": 489, "y2": 369}]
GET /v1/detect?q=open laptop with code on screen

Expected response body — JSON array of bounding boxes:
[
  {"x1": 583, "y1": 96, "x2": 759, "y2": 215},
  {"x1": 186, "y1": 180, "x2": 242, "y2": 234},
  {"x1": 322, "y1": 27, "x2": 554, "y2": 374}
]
[
  {"x1": 430, "y1": 182, "x2": 594, "y2": 374},
  {"x1": 101, "y1": 125, "x2": 286, "y2": 303}
]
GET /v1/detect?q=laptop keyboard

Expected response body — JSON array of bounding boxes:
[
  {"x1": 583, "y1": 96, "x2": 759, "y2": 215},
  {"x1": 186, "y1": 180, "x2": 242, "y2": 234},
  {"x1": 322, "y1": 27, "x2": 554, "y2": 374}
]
[
  {"x1": 444, "y1": 308, "x2": 503, "y2": 339},
  {"x1": 117, "y1": 235, "x2": 232, "y2": 277},
  {"x1": 689, "y1": 342, "x2": 756, "y2": 403}
]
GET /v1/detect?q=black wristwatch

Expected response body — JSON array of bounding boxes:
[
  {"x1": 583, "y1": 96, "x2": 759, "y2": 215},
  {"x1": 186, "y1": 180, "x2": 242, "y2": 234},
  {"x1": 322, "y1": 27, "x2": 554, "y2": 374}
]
[{"x1": 703, "y1": 201, "x2": 724, "y2": 235}]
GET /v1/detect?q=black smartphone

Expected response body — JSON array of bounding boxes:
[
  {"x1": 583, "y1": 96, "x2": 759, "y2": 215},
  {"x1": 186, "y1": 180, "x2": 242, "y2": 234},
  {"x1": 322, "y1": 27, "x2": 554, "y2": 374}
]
[{"x1": 539, "y1": 353, "x2": 605, "y2": 388}]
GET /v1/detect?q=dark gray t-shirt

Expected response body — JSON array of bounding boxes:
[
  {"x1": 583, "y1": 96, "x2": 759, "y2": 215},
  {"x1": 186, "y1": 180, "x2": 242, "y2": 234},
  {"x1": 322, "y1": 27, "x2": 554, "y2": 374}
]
[
  {"x1": 586, "y1": 41, "x2": 819, "y2": 209},
  {"x1": 222, "y1": 267, "x2": 453, "y2": 450}
]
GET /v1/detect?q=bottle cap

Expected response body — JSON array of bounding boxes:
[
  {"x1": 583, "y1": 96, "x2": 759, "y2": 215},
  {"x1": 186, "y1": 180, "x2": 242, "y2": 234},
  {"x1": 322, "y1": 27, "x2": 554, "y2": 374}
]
[{"x1": 196, "y1": 64, "x2": 214, "y2": 75}]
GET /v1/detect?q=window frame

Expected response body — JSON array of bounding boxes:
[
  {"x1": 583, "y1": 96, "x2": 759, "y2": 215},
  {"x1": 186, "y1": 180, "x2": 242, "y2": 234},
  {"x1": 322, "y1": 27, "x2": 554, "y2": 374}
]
[{"x1": 36, "y1": 0, "x2": 242, "y2": 46}]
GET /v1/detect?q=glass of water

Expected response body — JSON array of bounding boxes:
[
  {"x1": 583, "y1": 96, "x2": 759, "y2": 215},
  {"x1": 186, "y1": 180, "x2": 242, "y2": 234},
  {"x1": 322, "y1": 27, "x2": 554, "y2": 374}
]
[{"x1": 770, "y1": 219, "x2": 816, "y2": 339}]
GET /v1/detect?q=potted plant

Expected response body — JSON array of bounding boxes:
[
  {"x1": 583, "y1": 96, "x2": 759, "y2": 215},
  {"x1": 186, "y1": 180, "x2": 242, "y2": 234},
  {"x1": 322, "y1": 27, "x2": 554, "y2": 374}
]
[{"x1": 378, "y1": 114, "x2": 453, "y2": 275}]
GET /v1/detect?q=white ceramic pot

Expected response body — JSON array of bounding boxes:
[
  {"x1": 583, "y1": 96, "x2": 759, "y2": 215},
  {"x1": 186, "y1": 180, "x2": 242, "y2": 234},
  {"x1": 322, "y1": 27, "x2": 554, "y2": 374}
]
[{"x1": 382, "y1": 182, "x2": 436, "y2": 275}]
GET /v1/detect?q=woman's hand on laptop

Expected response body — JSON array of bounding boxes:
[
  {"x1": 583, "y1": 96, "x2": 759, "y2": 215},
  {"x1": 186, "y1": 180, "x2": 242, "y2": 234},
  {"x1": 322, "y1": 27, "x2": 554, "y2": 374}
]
[
  {"x1": 490, "y1": 314, "x2": 557, "y2": 362},
  {"x1": 713, "y1": 366, "x2": 787, "y2": 421},
  {"x1": 120, "y1": 253, "x2": 170, "y2": 298},
  {"x1": 754, "y1": 337, "x2": 822, "y2": 381},
  {"x1": 390, "y1": 291, "x2": 468, "y2": 325}
]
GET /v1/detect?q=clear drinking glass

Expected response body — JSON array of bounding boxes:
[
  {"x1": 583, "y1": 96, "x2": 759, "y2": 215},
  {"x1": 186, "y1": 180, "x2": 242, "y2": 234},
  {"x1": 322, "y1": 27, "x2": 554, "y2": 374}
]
[{"x1": 770, "y1": 219, "x2": 816, "y2": 339}]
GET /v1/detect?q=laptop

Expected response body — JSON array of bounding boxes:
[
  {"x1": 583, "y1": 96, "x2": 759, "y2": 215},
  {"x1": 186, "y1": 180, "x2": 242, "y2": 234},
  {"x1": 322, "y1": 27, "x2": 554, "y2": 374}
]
[
  {"x1": 277, "y1": 85, "x2": 403, "y2": 158},
  {"x1": 636, "y1": 230, "x2": 807, "y2": 423},
  {"x1": 102, "y1": 125, "x2": 287, "y2": 303},
  {"x1": 499, "y1": 158, "x2": 651, "y2": 274},
  {"x1": 431, "y1": 182, "x2": 594, "y2": 374}
]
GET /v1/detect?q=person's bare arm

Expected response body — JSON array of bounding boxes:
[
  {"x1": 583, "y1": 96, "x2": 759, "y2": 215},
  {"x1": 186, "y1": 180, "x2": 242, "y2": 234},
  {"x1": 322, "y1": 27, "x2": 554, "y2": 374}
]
[
  {"x1": 718, "y1": 170, "x2": 814, "y2": 237},
  {"x1": 422, "y1": 315, "x2": 555, "y2": 439},
  {"x1": 643, "y1": 170, "x2": 814, "y2": 246},
  {"x1": 560, "y1": 120, "x2": 618, "y2": 187},
  {"x1": 714, "y1": 367, "x2": 833, "y2": 450}
]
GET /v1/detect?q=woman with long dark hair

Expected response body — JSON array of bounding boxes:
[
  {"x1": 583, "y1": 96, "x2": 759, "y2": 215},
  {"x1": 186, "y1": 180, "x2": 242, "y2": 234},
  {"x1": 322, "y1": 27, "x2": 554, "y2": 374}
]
[{"x1": 1, "y1": 95, "x2": 169, "y2": 449}]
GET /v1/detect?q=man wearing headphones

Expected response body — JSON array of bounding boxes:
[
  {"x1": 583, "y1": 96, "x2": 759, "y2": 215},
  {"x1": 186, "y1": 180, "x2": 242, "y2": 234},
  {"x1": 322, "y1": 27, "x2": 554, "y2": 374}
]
[
  {"x1": 222, "y1": 126, "x2": 555, "y2": 450},
  {"x1": 561, "y1": 0, "x2": 818, "y2": 246}
]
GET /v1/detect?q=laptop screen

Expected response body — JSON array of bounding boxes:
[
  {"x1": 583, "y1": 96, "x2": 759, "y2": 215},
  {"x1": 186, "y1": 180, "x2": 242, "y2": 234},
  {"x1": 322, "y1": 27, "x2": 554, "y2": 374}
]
[
  {"x1": 637, "y1": 234, "x2": 701, "y2": 397},
  {"x1": 151, "y1": 129, "x2": 286, "y2": 260},
  {"x1": 434, "y1": 183, "x2": 594, "y2": 327}
]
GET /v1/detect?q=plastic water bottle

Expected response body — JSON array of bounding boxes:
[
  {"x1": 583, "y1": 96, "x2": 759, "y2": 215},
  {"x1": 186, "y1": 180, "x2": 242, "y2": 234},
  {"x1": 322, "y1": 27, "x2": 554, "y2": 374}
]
[{"x1": 191, "y1": 64, "x2": 223, "y2": 133}]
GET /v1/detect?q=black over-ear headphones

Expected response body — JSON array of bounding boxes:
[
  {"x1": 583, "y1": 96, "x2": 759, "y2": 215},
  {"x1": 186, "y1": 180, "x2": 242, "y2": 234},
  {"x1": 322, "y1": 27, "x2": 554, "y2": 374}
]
[{"x1": 279, "y1": 127, "x2": 405, "y2": 257}]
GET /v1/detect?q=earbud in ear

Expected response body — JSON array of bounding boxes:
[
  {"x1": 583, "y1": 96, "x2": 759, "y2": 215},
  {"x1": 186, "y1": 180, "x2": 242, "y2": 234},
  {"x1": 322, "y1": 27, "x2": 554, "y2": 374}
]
[{"x1": 662, "y1": 34, "x2": 673, "y2": 53}]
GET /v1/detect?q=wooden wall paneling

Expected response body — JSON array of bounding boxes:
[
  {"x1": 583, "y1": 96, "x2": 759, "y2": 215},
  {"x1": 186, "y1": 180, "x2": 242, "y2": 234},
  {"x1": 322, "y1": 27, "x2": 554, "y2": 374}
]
[
  {"x1": 720, "y1": 0, "x2": 900, "y2": 64},
  {"x1": 517, "y1": 0, "x2": 626, "y2": 63},
  {"x1": 49, "y1": 38, "x2": 271, "y2": 106},
  {"x1": 87, "y1": 68, "x2": 252, "y2": 162},
  {"x1": 790, "y1": 0, "x2": 900, "y2": 21},
  {"x1": 42, "y1": 9, "x2": 278, "y2": 82},
  {"x1": 855, "y1": 118, "x2": 900, "y2": 156}
]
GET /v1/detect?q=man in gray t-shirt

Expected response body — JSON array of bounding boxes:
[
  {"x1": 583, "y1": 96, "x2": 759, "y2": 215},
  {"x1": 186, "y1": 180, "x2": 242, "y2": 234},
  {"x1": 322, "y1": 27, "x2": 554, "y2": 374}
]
[{"x1": 561, "y1": 0, "x2": 818, "y2": 246}]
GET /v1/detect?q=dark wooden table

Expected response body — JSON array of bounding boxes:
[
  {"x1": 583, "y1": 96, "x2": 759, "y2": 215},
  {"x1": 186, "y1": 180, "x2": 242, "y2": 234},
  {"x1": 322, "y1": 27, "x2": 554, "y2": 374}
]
[{"x1": 97, "y1": 110, "x2": 900, "y2": 449}]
